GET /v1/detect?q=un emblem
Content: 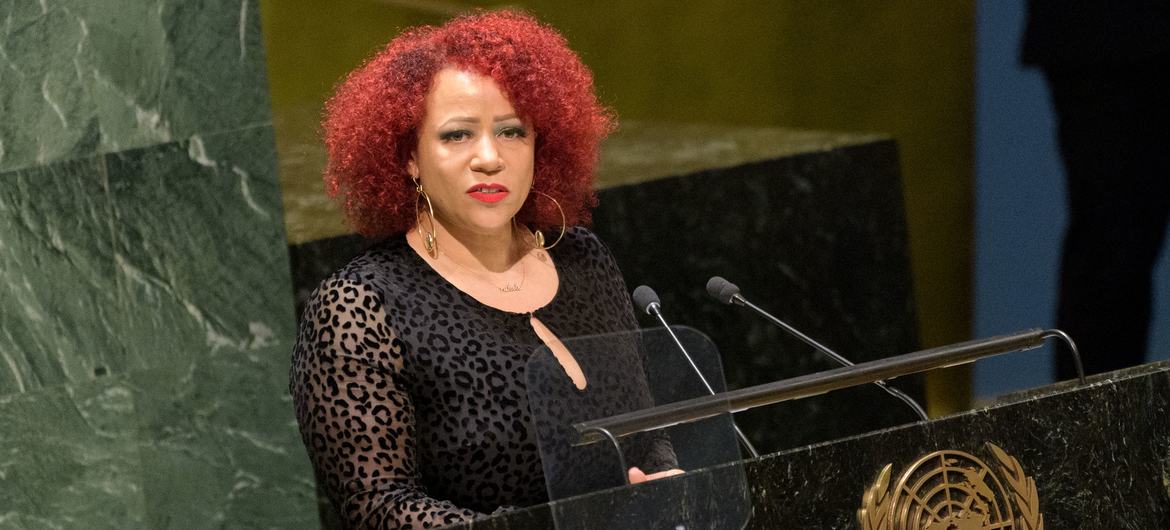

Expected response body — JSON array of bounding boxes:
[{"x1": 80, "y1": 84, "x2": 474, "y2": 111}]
[{"x1": 858, "y1": 443, "x2": 1044, "y2": 530}]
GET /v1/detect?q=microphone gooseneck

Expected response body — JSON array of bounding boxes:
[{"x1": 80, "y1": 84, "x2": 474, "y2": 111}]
[
  {"x1": 632, "y1": 285, "x2": 760, "y2": 459},
  {"x1": 706, "y1": 276, "x2": 930, "y2": 422},
  {"x1": 1040, "y1": 329, "x2": 1087, "y2": 385}
]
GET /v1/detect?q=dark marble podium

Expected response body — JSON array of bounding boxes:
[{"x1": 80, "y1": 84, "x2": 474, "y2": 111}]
[
  {"x1": 588, "y1": 123, "x2": 922, "y2": 454},
  {"x1": 454, "y1": 360, "x2": 1170, "y2": 529}
]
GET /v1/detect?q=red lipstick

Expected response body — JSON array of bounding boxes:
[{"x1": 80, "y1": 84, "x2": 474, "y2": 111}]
[{"x1": 467, "y1": 183, "x2": 510, "y2": 203}]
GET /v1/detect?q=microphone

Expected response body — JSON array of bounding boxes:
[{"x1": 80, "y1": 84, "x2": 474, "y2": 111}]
[
  {"x1": 631, "y1": 285, "x2": 662, "y2": 317},
  {"x1": 632, "y1": 285, "x2": 760, "y2": 458},
  {"x1": 705, "y1": 276, "x2": 930, "y2": 422}
]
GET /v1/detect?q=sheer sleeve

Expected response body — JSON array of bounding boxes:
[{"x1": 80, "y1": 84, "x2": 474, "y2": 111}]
[{"x1": 290, "y1": 276, "x2": 480, "y2": 529}]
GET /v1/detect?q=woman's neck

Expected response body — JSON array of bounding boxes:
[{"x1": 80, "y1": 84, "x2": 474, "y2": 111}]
[{"x1": 431, "y1": 217, "x2": 524, "y2": 272}]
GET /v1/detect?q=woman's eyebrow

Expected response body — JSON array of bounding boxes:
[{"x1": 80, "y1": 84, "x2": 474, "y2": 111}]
[
  {"x1": 438, "y1": 114, "x2": 518, "y2": 127},
  {"x1": 439, "y1": 116, "x2": 478, "y2": 127}
]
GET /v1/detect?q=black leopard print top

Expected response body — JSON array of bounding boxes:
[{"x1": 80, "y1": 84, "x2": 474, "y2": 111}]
[{"x1": 290, "y1": 227, "x2": 675, "y2": 529}]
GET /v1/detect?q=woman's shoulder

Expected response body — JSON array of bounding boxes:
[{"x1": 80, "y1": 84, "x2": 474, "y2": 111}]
[
  {"x1": 306, "y1": 237, "x2": 416, "y2": 308},
  {"x1": 556, "y1": 226, "x2": 619, "y2": 269},
  {"x1": 292, "y1": 242, "x2": 413, "y2": 374},
  {"x1": 556, "y1": 225, "x2": 606, "y2": 255}
]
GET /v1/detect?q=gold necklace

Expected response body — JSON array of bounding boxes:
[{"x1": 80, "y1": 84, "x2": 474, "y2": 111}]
[{"x1": 439, "y1": 249, "x2": 527, "y2": 293}]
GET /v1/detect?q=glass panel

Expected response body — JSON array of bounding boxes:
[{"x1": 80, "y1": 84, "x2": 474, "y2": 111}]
[{"x1": 526, "y1": 325, "x2": 750, "y2": 529}]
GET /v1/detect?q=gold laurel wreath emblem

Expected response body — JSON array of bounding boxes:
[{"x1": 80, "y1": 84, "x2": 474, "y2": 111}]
[
  {"x1": 857, "y1": 463, "x2": 893, "y2": 530},
  {"x1": 858, "y1": 443, "x2": 1043, "y2": 530},
  {"x1": 987, "y1": 443, "x2": 1044, "y2": 530}
]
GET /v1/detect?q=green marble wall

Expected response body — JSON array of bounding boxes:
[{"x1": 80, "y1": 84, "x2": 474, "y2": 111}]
[{"x1": 0, "y1": 1, "x2": 316, "y2": 527}]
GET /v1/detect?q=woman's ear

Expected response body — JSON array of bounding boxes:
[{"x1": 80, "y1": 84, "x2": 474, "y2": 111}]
[{"x1": 407, "y1": 155, "x2": 419, "y2": 181}]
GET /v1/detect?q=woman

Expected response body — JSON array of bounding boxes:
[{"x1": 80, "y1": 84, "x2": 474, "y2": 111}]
[{"x1": 290, "y1": 10, "x2": 677, "y2": 529}]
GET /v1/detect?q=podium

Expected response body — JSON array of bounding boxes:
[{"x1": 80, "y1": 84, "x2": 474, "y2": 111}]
[{"x1": 452, "y1": 358, "x2": 1170, "y2": 529}]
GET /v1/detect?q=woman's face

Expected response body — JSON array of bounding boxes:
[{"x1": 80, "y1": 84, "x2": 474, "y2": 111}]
[{"x1": 410, "y1": 68, "x2": 536, "y2": 237}]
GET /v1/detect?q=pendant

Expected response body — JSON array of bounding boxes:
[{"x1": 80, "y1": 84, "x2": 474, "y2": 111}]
[
  {"x1": 500, "y1": 283, "x2": 522, "y2": 293},
  {"x1": 424, "y1": 233, "x2": 437, "y2": 258}
]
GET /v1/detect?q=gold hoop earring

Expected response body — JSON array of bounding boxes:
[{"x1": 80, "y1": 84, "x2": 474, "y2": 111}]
[
  {"x1": 414, "y1": 179, "x2": 438, "y2": 259},
  {"x1": 529, "y1": 189, "x2": 566, "y2": 250}
]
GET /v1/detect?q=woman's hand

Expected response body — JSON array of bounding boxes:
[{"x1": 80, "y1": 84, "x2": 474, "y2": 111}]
[{"x1": 627, "y1": 466, "x2": 685, "y2": 484}]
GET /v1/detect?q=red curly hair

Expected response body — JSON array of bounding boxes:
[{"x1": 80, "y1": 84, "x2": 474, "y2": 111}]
[{"x1": 322, "y1": 10, "x2": 615, "y2": 238}]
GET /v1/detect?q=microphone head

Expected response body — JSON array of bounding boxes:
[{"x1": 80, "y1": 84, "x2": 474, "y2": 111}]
[
  {"x1": 631, "y1": 285, "x2": 662, "y2": 315},
  {"x1": 705, "y1": 276, "x2": 741, "y2": 305}
]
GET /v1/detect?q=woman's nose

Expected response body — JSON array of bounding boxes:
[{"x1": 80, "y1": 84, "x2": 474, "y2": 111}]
[{"x1": 470, "y1": 136, "x2": 503, "y2": 174}]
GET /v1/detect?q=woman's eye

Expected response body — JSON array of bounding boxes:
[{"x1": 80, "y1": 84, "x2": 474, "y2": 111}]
[
  {"x1": 498, "y1": 126, "x2": 528, "y2": 139},
  {"x1": 440, "y1": 130, "x2": 471, "y2": 142}
]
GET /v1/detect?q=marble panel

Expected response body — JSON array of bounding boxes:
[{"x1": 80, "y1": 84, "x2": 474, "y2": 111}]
[
  {"x1": 106, "y1": 124, "x2": 295, "y2": 372},
  {"x1": 0, "y1": 155, "x2": 124, "y2": 392},
  {"x1": 0, "y1": 361, "x2": 316, "y2": 529},
  {"x1": 0, "y1": 373, "x2": 146, "y2": 529},
  {"x1": 0, "y1": 0, "x2": 270, "y2": 174},
  {"x1": 107, "y1": 126, "x2": 312, "y2": 527},
  {"x1": 0, "y1": 1, "x2": 314, "y2": 526},
  {"x1": 1, "y1": 125, "x2": 295, "y2": 395},
  {"x1": 0, "y1": 125, "x2": 316, "y2": 525},
  {"x1": 132, "y1": 349, "x2": 315, "y2": 529}
]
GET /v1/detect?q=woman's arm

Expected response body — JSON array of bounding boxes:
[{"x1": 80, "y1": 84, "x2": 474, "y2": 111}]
[{"x1": 291, "y1": 277, "x2": 479, "y2": 529}]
